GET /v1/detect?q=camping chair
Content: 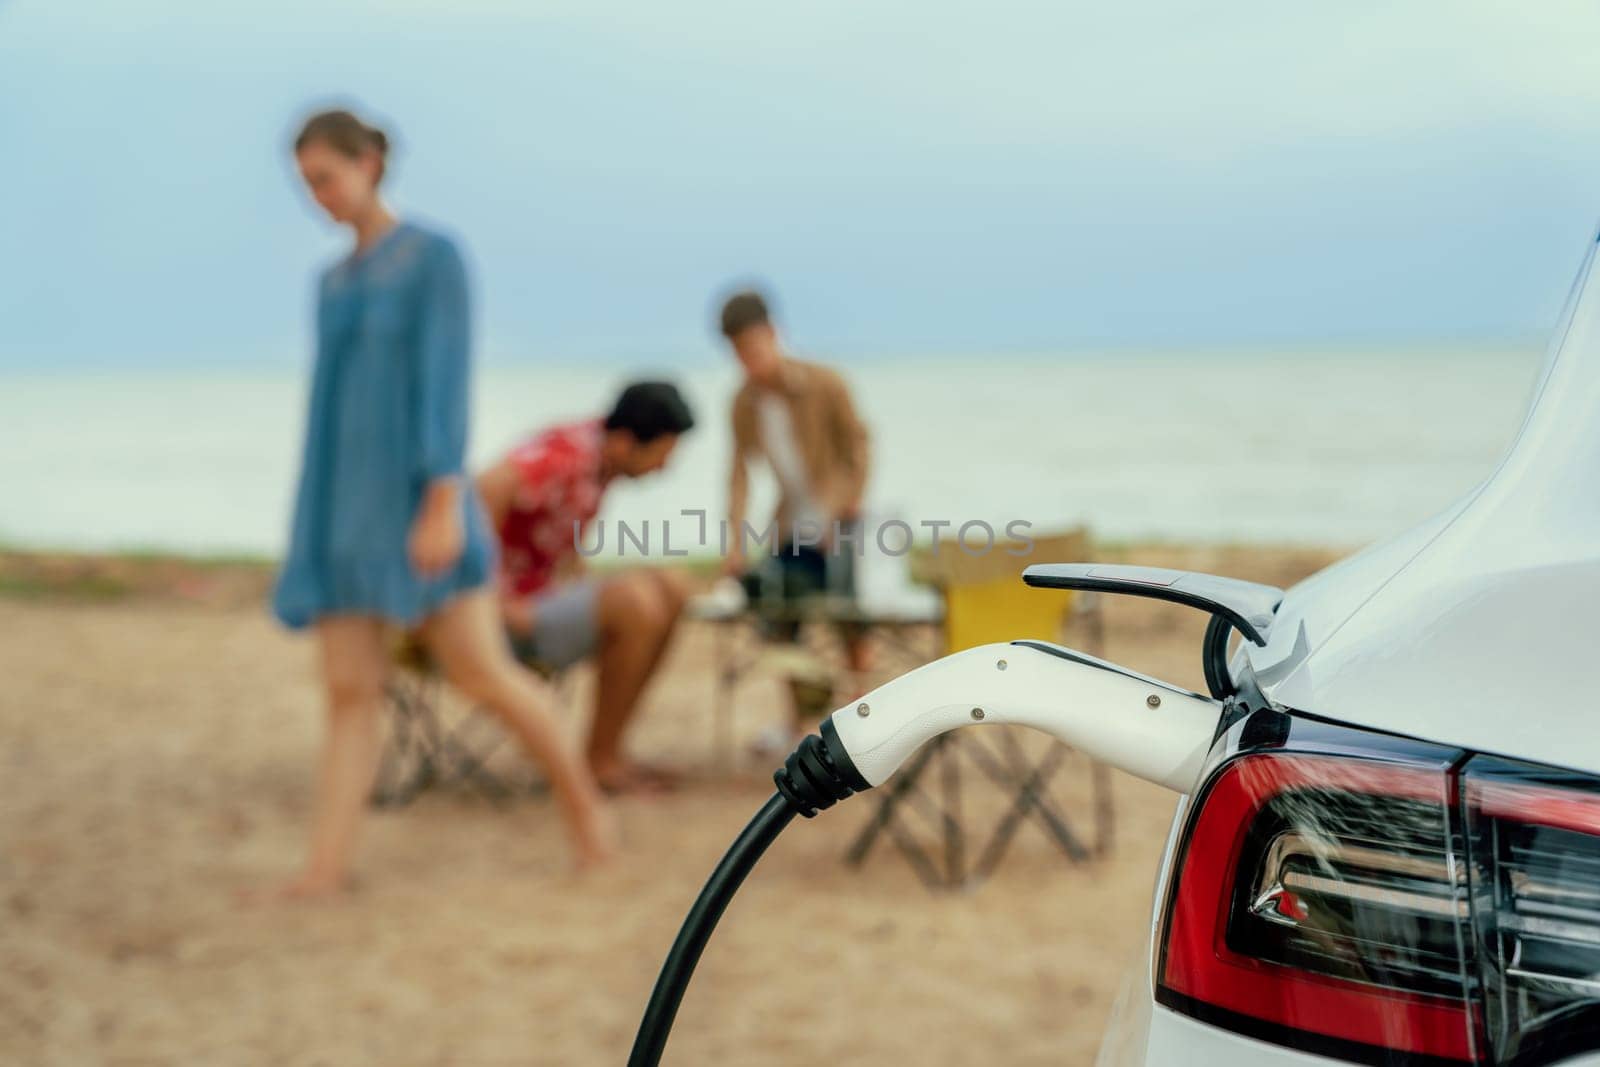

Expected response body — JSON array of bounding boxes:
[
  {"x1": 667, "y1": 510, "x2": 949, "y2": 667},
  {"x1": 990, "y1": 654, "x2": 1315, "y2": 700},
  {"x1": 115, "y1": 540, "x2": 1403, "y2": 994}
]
[
  {"x1": 370, "y1": 634, "x2": 569, "y2": 808},
  {"x1": 843, "y1": 527, "x2": 1114, "y2": 888}
]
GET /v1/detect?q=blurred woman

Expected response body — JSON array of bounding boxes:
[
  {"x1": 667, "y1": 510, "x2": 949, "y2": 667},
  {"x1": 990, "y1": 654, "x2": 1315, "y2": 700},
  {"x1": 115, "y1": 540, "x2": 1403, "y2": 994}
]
[{"x1": 268, "y1": 109, "x2": 615, "y2": 898}]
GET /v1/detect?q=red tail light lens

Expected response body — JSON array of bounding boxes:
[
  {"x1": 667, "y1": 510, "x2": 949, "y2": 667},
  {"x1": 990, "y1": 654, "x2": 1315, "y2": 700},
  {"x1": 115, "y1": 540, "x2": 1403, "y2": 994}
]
[
  {"x1": 1158, "y1": 719, "x2": 1600, "y2": 1065},
  {"x1": 1464, "y1": 757, "x2": 1600, "y2": 1066},
  {"x1": 1158, "y1": 749, "x2": 1476, "y2": 1063}
]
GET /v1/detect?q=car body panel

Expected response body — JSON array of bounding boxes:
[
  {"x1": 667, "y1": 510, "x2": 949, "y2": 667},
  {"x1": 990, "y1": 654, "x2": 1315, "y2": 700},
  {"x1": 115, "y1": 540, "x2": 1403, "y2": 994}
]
[
  {"x1": 1099, "y1": 230, "x2": 1600, "y2": 1065},
  {"x1": 1242, "y1": 232, "x2": 1600, "y2": 777}
]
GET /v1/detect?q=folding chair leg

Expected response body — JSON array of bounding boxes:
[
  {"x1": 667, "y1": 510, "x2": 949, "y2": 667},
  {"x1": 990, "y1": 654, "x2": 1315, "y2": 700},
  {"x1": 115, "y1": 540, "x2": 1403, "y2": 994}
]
[
  {"x1": 841, "y1": 735, "x2": 971, "y2": 889},
  {"x1": 882, "y1": 810, "x2": 947, "y2": 888},
  {"x1": 972, "y1": 743, "x2": 1092, "y2": 880},
  {"x1": 373, "y1": 678, "x2": 433, "y2": 807},
  {"x1": 1092, "y1": 759, "x2": 1115, "y2": 858},
  {"x1": 958, "y1": 731, "x2": 1094, "y2": 880},
  {"x1": 405, "y1": 681, "x2": 449, "y2": 794},
  {"x1": 371, "y1": 730, "x2": 413, "y2": 807},
  {"x1": 1002, "y1": 733, "x2": 1092, "y2": 864},
  {"x1": 941, "y1": 734, "x2": 964, "y2": 885},
  {"x1": 437, "y1": 715, "x2": 519, "y2": 805},
  {"x1": 714, "y1": 621, "x2": 735, "y2": 770},
  {"x1": 844, "y1": 739, "x2": 940, "y2": 867}
]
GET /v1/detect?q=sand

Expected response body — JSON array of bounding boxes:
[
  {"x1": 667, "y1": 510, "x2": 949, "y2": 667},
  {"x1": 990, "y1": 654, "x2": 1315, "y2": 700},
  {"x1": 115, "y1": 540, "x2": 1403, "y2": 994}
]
[{"x1": 0, "y1": 544, "x2": 1342, "y2": 1066}]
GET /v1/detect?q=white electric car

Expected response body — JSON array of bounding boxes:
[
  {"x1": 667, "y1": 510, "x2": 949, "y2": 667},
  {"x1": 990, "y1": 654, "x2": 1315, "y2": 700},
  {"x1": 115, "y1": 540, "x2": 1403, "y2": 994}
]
[
  {"x1": 632, "y1": 234, "x2": 1600, "y2": 1067},
  {"x1": 1090, "y1": 232, "x2": 1600, "y2": 1067}
]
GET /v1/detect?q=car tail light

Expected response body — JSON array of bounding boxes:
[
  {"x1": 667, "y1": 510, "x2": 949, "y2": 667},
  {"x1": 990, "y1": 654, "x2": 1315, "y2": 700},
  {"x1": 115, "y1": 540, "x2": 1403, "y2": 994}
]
[
  {"x1": 1464, "y1": 757, "x2": 1600, "y2": 1066},
  {"x1": 1158, "y1": 741, "x2": 1477, "y2": 1062},
  {"x1": 1157, "y1": 717, "x2": 1600, "y2": 1065}
]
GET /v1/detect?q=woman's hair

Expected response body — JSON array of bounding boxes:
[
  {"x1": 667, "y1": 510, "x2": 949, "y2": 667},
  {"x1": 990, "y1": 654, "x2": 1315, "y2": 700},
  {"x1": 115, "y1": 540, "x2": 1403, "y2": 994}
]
[{"x1": 294, "y1": 109, "x2": 391, "y2": 182}]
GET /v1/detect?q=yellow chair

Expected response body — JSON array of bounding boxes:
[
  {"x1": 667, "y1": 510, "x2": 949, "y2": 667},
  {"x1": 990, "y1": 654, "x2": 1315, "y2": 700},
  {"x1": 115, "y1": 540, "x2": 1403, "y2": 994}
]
[
  {"x1": 922, "y1": 528, "x2": 1094, "y2": 655},
  {"x1": 845, "y1": 526, "x2": 1113, "y2": 887}
]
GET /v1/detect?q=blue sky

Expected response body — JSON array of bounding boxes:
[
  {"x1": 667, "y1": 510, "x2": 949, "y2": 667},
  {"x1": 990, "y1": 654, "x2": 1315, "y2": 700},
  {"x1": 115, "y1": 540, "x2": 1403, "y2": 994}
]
[{"x1": 5, "y1": 0, "x2": 1600, "y2": 368}]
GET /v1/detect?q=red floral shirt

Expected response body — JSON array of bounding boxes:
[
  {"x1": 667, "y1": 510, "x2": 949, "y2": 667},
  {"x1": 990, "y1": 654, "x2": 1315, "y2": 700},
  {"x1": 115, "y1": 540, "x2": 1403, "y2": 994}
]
[{"x1": 496, "y1": 419, "x2": 606, "y2": 598}]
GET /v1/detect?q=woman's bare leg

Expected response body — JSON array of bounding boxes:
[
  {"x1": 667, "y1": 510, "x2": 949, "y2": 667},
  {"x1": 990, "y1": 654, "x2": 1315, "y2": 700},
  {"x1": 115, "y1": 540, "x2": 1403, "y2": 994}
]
[
  {"x1": 265, "y1": 615, "x2": 389, "y2": 900},
  {"x1": 421, "y1": 589, "x2": 617, "y2": 867}
]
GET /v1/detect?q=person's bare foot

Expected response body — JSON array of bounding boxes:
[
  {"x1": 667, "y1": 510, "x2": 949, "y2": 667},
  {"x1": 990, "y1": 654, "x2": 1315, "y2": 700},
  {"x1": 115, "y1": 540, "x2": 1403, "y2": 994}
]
[
  {"x1": 592, "y1": 759, "x2": 681, "y2": 796},
  {"x1": 238, "y1": 871, "x2": 349, "y2": 906}
]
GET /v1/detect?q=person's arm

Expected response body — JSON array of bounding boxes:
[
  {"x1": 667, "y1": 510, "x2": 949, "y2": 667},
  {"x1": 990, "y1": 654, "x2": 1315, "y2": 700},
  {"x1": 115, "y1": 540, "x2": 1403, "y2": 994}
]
[
  {"x1": 476, "y1": 458, "x2": 530, "y2": 629},
  {"x1": 724, "y1": 396, "x2": 753, "y2": 575},
  {"x1": 826, "y1": 370, "x2": 870, "y2": 520},
  {"x1": 409, "y1": 240, "x2": 473, "y2": 577},
  {"x1": 501, "y1": 593, "x2": 537, "y2": 635},
  {"x1": 475, "y1": 458, "x2": 519, "y2": 533},
  {"x1": 411, "y1": 479, "x2": 464, "y2": 578}
]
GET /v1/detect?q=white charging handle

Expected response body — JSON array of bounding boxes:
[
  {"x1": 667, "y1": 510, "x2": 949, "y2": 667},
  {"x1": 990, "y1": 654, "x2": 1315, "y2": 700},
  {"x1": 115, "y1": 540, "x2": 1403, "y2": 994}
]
[{"x1": 827, "y1": 641, "x2": 1222, "y2": 793}]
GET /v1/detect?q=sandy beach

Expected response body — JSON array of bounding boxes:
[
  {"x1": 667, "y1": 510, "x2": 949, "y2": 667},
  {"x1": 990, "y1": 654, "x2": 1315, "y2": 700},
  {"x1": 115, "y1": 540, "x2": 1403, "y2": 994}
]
[{"x1": 1, "y1": 543, "x2": 1342, "y2": 1066}]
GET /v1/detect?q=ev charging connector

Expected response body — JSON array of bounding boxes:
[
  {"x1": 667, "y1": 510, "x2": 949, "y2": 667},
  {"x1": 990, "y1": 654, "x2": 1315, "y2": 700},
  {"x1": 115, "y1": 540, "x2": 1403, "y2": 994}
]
[{"x1": 629, "y1": 563, "x2": 1282, "y2": 1066}]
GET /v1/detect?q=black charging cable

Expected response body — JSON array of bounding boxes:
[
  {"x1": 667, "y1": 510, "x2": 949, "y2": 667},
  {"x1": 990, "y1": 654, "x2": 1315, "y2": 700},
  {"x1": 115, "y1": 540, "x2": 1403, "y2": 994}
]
[
  {"x1": 1201, "y1": 614, "x2": 1237, "y2": 700},
  {"x1": 627, "y1": 720, "x2": 871, "y2": 1067}
]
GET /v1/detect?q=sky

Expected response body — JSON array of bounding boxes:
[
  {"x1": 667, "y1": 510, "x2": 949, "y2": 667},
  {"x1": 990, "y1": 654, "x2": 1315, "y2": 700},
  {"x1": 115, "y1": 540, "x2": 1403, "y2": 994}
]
[{"x1": 5, "y1": 1, "x2": 1600, "y2": 369}]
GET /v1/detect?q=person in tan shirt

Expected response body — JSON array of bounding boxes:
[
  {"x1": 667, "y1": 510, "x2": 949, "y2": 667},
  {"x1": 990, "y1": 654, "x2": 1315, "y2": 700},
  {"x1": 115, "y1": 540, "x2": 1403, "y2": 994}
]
[{"x1": 718, "y1": 289, "x2": 872, "y2": 741}]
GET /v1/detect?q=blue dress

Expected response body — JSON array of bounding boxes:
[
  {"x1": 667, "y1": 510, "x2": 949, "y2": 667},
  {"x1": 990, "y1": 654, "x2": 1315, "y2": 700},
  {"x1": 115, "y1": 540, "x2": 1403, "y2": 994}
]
[{"x1": 273, "y1": 221, "x2": 495, "y2": 630}]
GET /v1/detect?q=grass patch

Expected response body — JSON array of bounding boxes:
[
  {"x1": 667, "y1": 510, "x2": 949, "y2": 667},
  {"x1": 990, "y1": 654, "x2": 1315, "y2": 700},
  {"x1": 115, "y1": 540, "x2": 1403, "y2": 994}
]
[{"x1": 0, "y1": 570, "x2": 136, "y2": 602}]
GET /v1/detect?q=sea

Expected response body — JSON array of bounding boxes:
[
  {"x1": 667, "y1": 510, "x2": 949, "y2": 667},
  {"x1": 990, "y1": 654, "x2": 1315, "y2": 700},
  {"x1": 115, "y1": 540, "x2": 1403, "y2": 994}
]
[{"x1": 0, "y1": 347, "x2": 1544, "y2": 558}]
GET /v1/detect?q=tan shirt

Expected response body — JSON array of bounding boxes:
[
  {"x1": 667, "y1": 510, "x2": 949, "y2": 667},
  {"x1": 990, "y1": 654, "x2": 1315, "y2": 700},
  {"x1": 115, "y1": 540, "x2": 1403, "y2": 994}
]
[{"x1": 728, "y1": 357, "x2": 870, "y2": 546}]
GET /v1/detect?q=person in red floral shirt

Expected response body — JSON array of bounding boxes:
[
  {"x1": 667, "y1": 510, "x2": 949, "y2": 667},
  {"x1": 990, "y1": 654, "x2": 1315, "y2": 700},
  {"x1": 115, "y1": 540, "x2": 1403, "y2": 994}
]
[{"x1": 476, "y1": 382, "x2": 695, "y2": 793}]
